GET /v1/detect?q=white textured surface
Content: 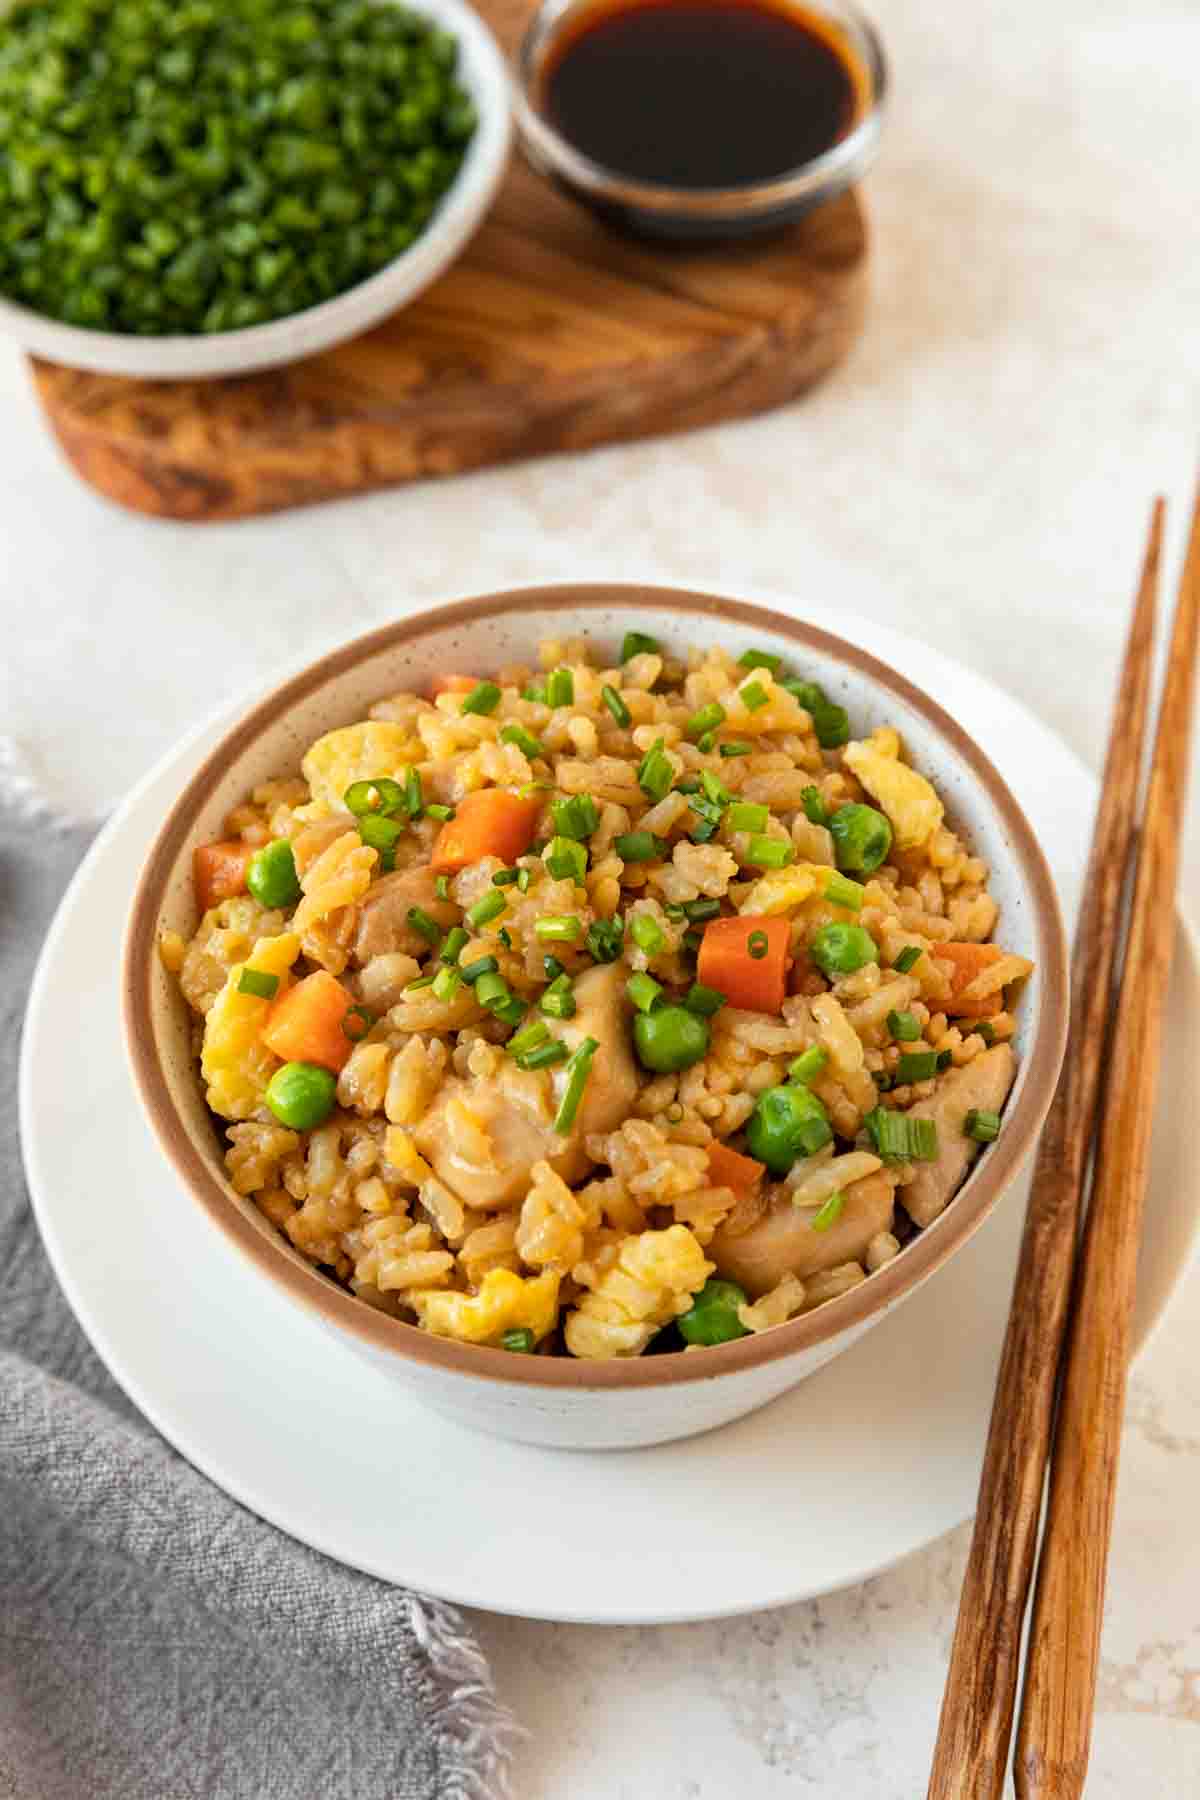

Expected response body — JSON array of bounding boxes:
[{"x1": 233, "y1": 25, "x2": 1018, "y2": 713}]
[{"x1": 3, "y1": 0, "x2": 1198, "y2": 1789}]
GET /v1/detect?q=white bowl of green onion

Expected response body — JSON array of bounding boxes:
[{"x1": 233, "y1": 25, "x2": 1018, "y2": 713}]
[{"x1": 0, "y1": 0, "x2": 511, "y2": 378}]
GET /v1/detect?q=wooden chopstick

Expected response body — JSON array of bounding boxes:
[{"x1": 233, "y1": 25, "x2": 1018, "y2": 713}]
[
  {"x1": 926, "y1": 500, "x2": 1166, "y2": 1800},
  {"x1": 1014, "y1": 484, "x2": 1200, "y2": 1797}
]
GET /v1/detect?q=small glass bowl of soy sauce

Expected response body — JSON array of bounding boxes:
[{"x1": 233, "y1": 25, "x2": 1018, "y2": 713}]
[{"x1": 513, "y1": 0, "x2": 887, "y2": 242}]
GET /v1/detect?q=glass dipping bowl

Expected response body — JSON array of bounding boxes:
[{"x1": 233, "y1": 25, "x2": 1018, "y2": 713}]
[{"x1": 513, "y1": 0, "x2": 887, "y2": 242}]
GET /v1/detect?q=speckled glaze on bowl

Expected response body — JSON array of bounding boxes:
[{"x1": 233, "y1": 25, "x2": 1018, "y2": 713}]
[
  {"x1": 123, "y1": 585, "x2": 1068, "y2": 1449},
  {"x1": 0, "y1": 0, "x2": 511, "y2": 380}
]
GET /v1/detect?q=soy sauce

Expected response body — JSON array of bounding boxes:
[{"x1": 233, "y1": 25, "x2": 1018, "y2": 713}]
[{"x1": 542, "y1": 0, "x2": 862, "y2": 190}]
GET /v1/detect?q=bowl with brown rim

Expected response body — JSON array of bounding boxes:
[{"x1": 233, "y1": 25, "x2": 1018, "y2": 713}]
[{"x1": 123, "y1": 583, "x2": 1068, "y2": 1450}]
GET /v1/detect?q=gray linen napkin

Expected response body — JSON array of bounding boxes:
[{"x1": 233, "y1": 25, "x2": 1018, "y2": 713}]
[{"x1": 0, "y1": 798, "x2": 519, "y2": 1800}]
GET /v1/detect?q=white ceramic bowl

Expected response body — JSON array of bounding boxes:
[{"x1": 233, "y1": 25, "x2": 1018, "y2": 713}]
[
  {"x1": 0, "y1": 0, "x2": 511, "y2": 380},
  {"x1": 124, "y1": 585, "x2": 1068, "y2": 1449}
]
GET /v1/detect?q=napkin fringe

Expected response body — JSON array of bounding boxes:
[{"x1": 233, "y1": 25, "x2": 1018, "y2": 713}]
[{"x1": 410, "y1": 1594, "x2": 526, "y2": 1800}]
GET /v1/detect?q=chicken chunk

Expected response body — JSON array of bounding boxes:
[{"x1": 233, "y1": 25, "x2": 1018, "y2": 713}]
[
  {"x1": 709, "y1": 1170, "x2": 895, "y2": 1299},
  {"x1": 900, "y1": 1043, "x2": 1016, "y2": 1227},
  {"x1": 411, "y1": 961, "x2": 639, "y2": 1210},
  {"x1": 352, "y1": 866, "x2": 459, "y2": 963}
]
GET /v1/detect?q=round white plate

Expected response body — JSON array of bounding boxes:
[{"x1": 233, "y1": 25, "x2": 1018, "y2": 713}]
[{"x1": 21, "y1": 604, "x2": 1200, "y2": 1625}]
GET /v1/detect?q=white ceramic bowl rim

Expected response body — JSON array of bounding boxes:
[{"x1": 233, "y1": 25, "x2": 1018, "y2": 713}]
[
  {"x1": 0, "y1": 0, "x2": 511, "y2": 380},
  {"x1": 123, "y1": 583, "x2": 1069, "y2": 1391}
]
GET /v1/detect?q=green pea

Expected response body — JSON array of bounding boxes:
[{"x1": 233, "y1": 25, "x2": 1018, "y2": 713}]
[
  {"x1": 264, "y1": 1062, "x2": 337, "y2": 1131},
  {"x1": 746, "y1": 1083, "x2": 833, "y2": 1174},
  {"x1": 246, "y1": 839, "x2": 301, "y2": 909},
  {"x1": 809, "y1": 922, "x2": 879, "y2": 978},
  {"x1": 679, "y1": 1278, "x2": 750, "y2": 1347},
  {"x1": 828, "y1": 804, "x2": 893, "y2": 875},
  {"x1": 633, "y1": 1005, "x2": 710, "y2": 1073}
]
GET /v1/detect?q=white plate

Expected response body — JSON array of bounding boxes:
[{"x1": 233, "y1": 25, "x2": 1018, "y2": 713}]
[
  {"x1": 21, "y1": 605, "x2": 1200, "y2": 1625},
  {"x1": 0, "y1": 0, "x2": 511, "y2": 379}
]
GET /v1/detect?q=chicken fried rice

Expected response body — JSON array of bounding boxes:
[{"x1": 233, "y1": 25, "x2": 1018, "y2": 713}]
[{"x1": 161, "y1": 631, "x2": 1033, "y2": 1358}]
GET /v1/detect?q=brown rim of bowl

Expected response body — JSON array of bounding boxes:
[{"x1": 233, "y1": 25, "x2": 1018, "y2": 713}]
[{"x1": 123, "y1": 583, "x2": 1069, "y2": 1391}]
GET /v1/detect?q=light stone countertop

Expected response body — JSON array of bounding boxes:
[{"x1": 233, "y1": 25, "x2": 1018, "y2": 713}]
[{"x1": 2, "y1": 0, "x2": 1198, "y2": 1792}]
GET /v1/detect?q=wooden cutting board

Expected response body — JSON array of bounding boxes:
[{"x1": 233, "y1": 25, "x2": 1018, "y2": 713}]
[{"x1": 28, "y1": 0, "x2": 869, "y2": 523}]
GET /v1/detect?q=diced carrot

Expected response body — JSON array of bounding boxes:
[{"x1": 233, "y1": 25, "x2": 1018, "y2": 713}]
[
  {"x1": 707, "y1": 1141, "x2": 766, "y2": 1198},
  {"x1": 261, "y1": 970, "x2": 357, "y2": 1073},
  {"x1": 430, "y1": 788, "x2": 543, "y2": 874},
  {"x1": 936, "y1": 941, "x2": 1004, "y2": 1018},
  {"x1": 193, "y1": 840, "x2": 253, "y2": 912},
  {"x1": 430, "y1": 674, "x2": 480, "y2": 698},
  {"x1": 696, "y1": 915, "x2": 790, "y2": 1014}
]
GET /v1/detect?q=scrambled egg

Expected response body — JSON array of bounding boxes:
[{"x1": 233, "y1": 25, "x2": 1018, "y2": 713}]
[
  {"x1": 300, "y1": 721, "x2": 414, "y2": 813},
  {"x1": 739, "y1": 861, "x2": 867, "y2": 917},
  {"x1": 409, "y1": 1267, "x2": 561, "y2": 1346},
  {"x1": 844, "y1": 732, "x2": 944, "y2": 850},
  {"x1": 200, "y1": 932, "x2": 300, "y2": 1121},
  {"x1": 565, "y1": 1225, "x2": 713, "y2": 1358}
]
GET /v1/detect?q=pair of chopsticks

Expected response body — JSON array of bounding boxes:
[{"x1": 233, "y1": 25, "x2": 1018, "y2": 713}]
[{"x1": 927, "y1": 485, "x2": 1200, "y2": 1800}]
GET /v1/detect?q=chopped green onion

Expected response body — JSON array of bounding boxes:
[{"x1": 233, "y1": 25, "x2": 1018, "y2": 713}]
[
  {"x1": 403, "y1": 768, "x2": 423, "y2": 818},
  {"x1": 965, "y1": 1108, "x2": 1002, "y2": 1143},
  {"x1": 726, "y1": 801, "x2": 769, "y2": 833},
  {"x1": 523, "y1": 682, "x2": 547, "y2": 704},
  {"x1": 341, "y1": 1004, "x2": 375, "y2": 1042},
  {"x1": 682, "y1": 928, "x2": 704, "y2": 955},
  {"x1": 682, "y1": 898, "x2": 721, "y2": 922},
  {"x1": 467, "y1": 890, "x2": 507, "y2": 930},
  {"x1": 552, "y1": 793, "x2": 600, "y2": 840},
  {"x1": 508, "y1": 1018, "x2": 550, "y2": 1060},
  {"x1": 431, "y1": 965, "x2": 462, "y2": 1003},
  {"x1": 461, "y1": 681, "x2": 502, "y2": 716},
  {"x1": 697, "y1": 731, "x2": 716, "y2": 755},
  {"x1": 739, "y1": 679, "x2": 769, "y2": 712},
  {"x1": 501, "y1": 1328, "x2": 535, "y2": 1353},
  {"x1": 747, "y1": 930, "x2": 769, "y2": 960},
  {"x1": 896, "y1": 1050, "x2": 939, "y2": 1084},
  {"x1": 544, "y1": 837, "x2": 588, "y2": 884},
  {"x1": 586, "y1": 917, "x2": 625, "y2": 963},
  {"x1": 344, "y1": 777, "x2": 406, "y2": 818},
  {"x1": 434, "y1": 874, "x2": 451, "y2": 901},
  {"x1": 621, "y1": 631, "x2": 660, "y2": 662},
  {"x1": 975, "y1": 1019, "x2": 996, "y2": 1046},
  {"x1": 627, "y1": 972, "x2": 663, "y2": 1014},
  {"x1": 637, "y1": 738, "x2": 674, "y2": 803},
  {"x1": 545, "y1": 668, "x2": 575, "y2": 708},
  {"x1": 685, "y1": 701, "x2": 726, "y2": 741},
  {"x1": 674, "y1": 777, "x2": 701, "y2": 795},
  {"x1": 474, "y1": 971, "x2": 510, "y2": 1010},
  {"x1": 631, "y1": 913, "x2": 665, "y2": 955},
  {"x1": 615, "y1": 831, "x2": 664, "y2": 864},
  {"x1": 460, "y1": 955, "x2": 500, "y2": 984},
  {"x1": 685, "y1": 983, "x2": 727, "y2": 1017},
  {"x1": 720, "y1": 741, "x2": 753, "y2": 759},
  {"x1": 745, "y1": 835, "x2": 795, "y2": 869},
  {"x1": 686, "y1": 792, "x2": 724, "y2": 843},
  {"x1": 521, "y1": 1040, "x2": 569, "y2": 1070},
  {"x1": 517, "y1": 867, "x2": 533, "y2": 893},
  {"x1": 540, "y1": 973, "x2": 577, "y2": 1019},
  {"x1": 873, "y1": 1070, "x2": 894, "y2": 1092},
  {"x1": 601, "y1": 684, "x2": 632, "y2": 728},
  {"x1": 493, "y1": 995, "x2": 529, "y2": 1027},
  {"x1": 937, "y1": 1048, "x2": 953, "y2": 1071},
  {"x1": 893, "y1": 946, "x2": 924, "y2": 974},
  {"x1": 498, "y1": 927, "x2": 514, "y2": 950},
  {"x1": 665, "y1": 903, "x2": 687, "y2": 921},
  {"x1": 426, "y1": 803, "x2": 455, "y2": 823},
  {"x1": 824, "y1": 871, "x2": 866, "y2": 911},
  {"x1": 788, "y1": 1045, "x2": 828, "y2": 1084},
  {"x1": 357, "y1": 814, "x2": 404, "y2": 871},
  {"x1": 440, "y1": 926, "x2": 469, "y2": 966},
  {"x1": 865, "y1": 1107, "x2": 939, "y2": 1163},
  {"x1": 700, "y1": 769, "x2": 731, "y2": 807},
  {"x1": 500, "y1": 723, "x2": 545, "y2": 761},
  {"x1": 237, "y1": 967, "x2": 279, "y2": 1000},
  {"x1": 405, "y1": 975, "x2": 436, "y2": 992},
  {"x1": 887, "y1": 1010, "x2": 921, "y2": 1042},
  {"x1": 810, "y1": 1189, "x2": 845, "y2": 1232},
  {"x1": 535, "y1": 914, "x2": 583, "y2": 942},
  {"x1": 738, "y1": 648, "x2": 783, "y2": 674},
  {"x1": 554, "y1": 1036, "x2": 599, "y2": 1133},
  {"x1": 407, "y1": 906, "x2": 442, "y2": 945},
  {"x1": 801, "y1": 786, "x2": 828, "y2": 826},
  {"x1": 782, "y1": 679, "x2": 850, "y2": 748},
  {"x1": 543, "y1": 955, "x2": 566, "y2": 981},
  {"x1": 492, "y1": 867, "x2": 520, "y2": 887}
]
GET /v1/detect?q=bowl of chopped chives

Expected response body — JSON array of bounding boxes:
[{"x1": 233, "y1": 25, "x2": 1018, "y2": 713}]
[{"x1": 0, "y1": 0, "x2": 511, "y2": 378}]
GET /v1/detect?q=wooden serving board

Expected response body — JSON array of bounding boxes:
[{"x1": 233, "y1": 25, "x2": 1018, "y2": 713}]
[{"x1": 29, "y1": 0, "x2": 868, "y2": 523}]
